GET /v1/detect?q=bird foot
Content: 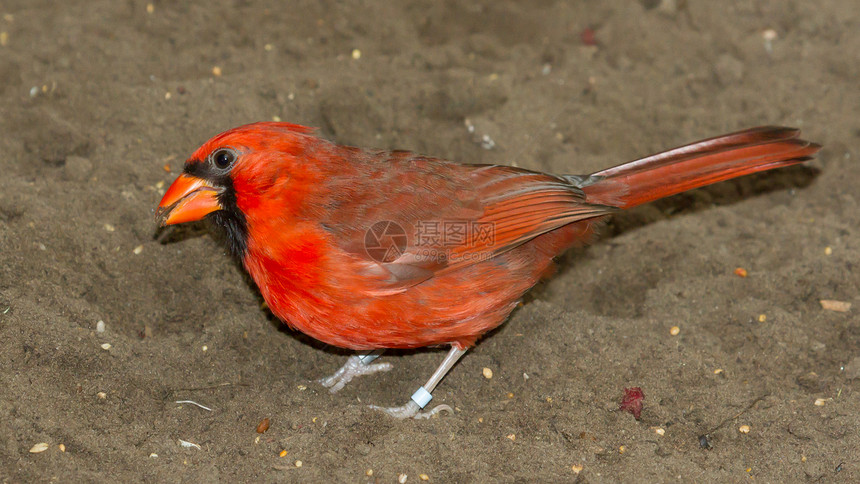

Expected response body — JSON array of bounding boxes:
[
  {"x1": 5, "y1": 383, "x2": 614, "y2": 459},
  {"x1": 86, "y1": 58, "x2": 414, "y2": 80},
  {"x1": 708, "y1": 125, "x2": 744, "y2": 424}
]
[
  {"x1": 319, "y1": 355, "x2": 393, "y2": 393},
  {"x1": 368, "y1": 401, "x2": 454, "y2": 420}
]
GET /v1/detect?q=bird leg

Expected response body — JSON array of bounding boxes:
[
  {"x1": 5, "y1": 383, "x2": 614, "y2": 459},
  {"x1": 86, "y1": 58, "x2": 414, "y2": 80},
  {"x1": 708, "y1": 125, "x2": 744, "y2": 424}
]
[
  {"x1": 319, "y1": 349, "x2": 391, "y2": 393},
  {"x1": 369, "y1": 345, "x2": 467, "y2": 419}
]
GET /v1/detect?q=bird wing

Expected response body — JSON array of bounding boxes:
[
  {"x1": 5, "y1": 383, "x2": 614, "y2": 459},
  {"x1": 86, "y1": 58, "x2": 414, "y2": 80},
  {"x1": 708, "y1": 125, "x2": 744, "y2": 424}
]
[{"x1": 317, "y1": 151, "x2": 614, "y2": 295}]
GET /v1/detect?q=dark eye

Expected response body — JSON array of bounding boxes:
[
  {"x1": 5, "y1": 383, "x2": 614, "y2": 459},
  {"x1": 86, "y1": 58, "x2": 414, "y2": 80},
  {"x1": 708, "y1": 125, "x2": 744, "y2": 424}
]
[{"x1": 211, "y1": 149, "x2": 235, "y2": 170}]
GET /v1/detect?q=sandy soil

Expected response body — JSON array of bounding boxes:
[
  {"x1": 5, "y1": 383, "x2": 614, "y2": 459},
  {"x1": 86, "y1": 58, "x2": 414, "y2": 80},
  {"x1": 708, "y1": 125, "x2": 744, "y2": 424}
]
[{"x1": 1, "y1": 0, "x2": 858, "y2": 482}]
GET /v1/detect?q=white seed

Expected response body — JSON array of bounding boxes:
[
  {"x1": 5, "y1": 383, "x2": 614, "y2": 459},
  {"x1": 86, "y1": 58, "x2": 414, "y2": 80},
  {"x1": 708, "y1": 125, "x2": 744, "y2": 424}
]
[
  {"x1": 29, "y1": 443, "x2": 49, "y2": 453},
  {"x1": 482, "y1": 367, "x2": 493, "y2": 379},
  {"x1": 739, "y1": 425, "x2": 751, "y2": 434},
  {"x1": 96, "y1": 320, "x2": 106, "y2": 333}
]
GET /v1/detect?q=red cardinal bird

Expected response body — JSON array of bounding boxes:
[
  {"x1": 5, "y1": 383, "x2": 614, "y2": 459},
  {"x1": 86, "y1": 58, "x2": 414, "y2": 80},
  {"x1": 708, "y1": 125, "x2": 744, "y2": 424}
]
[{"x1": 156, "y1": 123, "x2": 819, "y2": 418}]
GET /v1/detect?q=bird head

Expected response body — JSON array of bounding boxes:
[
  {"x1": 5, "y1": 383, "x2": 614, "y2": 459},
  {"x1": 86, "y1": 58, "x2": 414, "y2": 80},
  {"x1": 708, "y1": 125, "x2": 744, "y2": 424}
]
[{"x1": 156, "y1": 121, "x2": 320, "y2": 256}]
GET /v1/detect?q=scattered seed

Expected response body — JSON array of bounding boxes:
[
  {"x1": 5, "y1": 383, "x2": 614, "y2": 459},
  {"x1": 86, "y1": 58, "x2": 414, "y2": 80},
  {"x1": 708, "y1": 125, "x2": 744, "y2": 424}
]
[
  {"x1": 212, "y1": 66, "x2": 222, "y2": 76},
  {"x1": 351, "y1": 49, "x2": 361, "y2": 59},
  {"x1": 58, "y1": 444, "x2": 66, "y2": 452},
  {"x1": 762, "y1": 29, "x2": 778, "y2": 40},
  {"x1": 714, "y1": 368, "x2": 724, "y2": 375},
  {"x1": 294, "y1": 460, "x2": 302, "y2": 468},
  {"x1": 571, "y1": 464, "x2": 584, "y2": 474},
  {"x1": 100, "y1": 343, "x2": 112, "y2": 350},
  {"x1": 507, "y1": 392, "x2": 514, "y2": 399},
  {"x1": 801, "y1": 455, "x2": 807, "y2": 462},
  {"x1": 820, "y1": 300, "x2": 851, "y2": 312},
  {"x1": 814, "y1": 398, "x2": 828, "y2": 406},
  {"x1": 256, "y1": 418, "x2": 270, "y2": 433},
  {"x1": 29, "y1": 443, "x2": 49, "y2": 453},
  {"x1": 482, "y1": 367, "x2": 493, "y2": 379},
  {"x1": 164, "y1": 92, "x2": 171, "y2": 100},
  {"x1": 478, "y1": 417, "x2": 484, "y2": 423},
  {"x1": 618, "y1": 445, "x2": 626, "y2": 454},
  {"x1": 738, "y1": 425, "x2": 751, "y2": 434},
  {"x1": 398, "y1": 473, "x2": 407, "y2": 483},
  {"x1": 758, "y1": 314, "x2": 767, "y2": 322},
  {"x1": 179, "y1": 439, "x2": 201, "y2": 450},
  {"x1": 279, "y1": 449, "x2": 287, "y2": 457},
  {"x1": 0, "y1": 31, "x2": 7, "y2": 47},
  {"x1": 97, "y1": 392, "x2": 107, "y2": 399},
  {"x1": 824, "y1": 246, "x2": 832, "y2": 255},
  {"x1": 655, "y1": 428, "x2": 665, "y2": 436},
  {"x1": 297, "y1": 385, "x2": 307, "y2": 391},
  {"x1": 202, "y1": 345, "x2": 208, "y2": 352},
  {"x1": 146, "y1": 3, "x2": 154, "y2": 14},
  {"x1": 734, "y1": 267, "x2": 748, "y2": 277},
  {"x1": 133, "y1": 245, "x2": 143, "y2": 255},
  {"x1": 506, "y1": 434, "x2": 516, "y2": 441},
  {"x1": 669, "y1": 326, "x2": 680, "y2": 336},
  {"x1": 150, "y1": 453, "x2": 158, "y2": 458},
  {"x1": 96, "y1": 320, "x2": 106, "y2": 333},
  {"x1": 366, "y1": 469, "x2": 373, "y2": 476},
  {"x1": 264, "y1": 43, "x2": 273, "y2": 51},
  {"x1": 162, "y1": 163, "x2": 171, "y2": 172},
  {"x1": 103, "y1": 223, "x2": 115, "y2": 232}
]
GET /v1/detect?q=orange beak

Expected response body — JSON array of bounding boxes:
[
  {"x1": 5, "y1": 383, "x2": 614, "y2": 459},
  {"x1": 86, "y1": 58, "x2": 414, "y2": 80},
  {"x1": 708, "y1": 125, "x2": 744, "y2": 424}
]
[{"x1": 156, "y1": 174, "x2": 221, "y2": 226}]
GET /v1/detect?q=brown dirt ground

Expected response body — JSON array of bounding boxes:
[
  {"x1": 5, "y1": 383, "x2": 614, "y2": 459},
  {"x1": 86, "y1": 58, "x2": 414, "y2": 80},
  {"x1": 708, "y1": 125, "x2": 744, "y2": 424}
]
[{"x1": 1, "y1": 1, "x2": 858, "y2": 482}]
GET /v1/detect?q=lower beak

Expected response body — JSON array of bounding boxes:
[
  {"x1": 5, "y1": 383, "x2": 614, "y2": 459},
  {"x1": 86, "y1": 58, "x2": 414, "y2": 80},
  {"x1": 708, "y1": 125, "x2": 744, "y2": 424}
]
[{"x1": 156, "y1": 174, "x2": 221, "y2": 226}]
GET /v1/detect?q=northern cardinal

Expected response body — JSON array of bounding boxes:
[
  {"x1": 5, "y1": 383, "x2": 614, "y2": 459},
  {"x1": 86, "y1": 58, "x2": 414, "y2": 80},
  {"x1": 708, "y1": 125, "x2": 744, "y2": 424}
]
[{"x1": 156, "y1": 123, "x2": 819, "y2": 418}]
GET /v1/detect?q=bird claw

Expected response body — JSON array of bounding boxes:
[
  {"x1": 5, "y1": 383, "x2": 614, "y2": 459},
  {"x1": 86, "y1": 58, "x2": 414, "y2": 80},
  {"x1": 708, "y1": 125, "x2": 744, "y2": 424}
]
[
  {"x1": 319, "y1": 355, "x2": 392, "y2": 393},
  {"x1": 368, "y1": 401, "x2": 454, "y2": 419}
]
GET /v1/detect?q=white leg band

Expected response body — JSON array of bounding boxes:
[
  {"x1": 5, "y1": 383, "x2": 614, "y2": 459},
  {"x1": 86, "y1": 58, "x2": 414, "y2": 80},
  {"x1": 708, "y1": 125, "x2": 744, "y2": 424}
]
[{"x1": 411, "y1": 386, "x2": 433, "y2": 408}]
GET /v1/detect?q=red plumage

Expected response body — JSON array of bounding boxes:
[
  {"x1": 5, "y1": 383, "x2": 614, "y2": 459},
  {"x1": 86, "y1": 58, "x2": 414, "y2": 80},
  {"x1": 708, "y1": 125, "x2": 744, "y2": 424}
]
[{"x1": 158, "y1": 123, "x2": 819, "y2": 353}]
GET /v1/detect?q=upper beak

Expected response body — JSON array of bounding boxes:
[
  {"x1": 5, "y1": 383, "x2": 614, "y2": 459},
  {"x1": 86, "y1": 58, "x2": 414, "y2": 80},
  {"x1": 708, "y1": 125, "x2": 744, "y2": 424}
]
[{"x1": 156, "y1": 174, "x2": 221, "y2": 226}]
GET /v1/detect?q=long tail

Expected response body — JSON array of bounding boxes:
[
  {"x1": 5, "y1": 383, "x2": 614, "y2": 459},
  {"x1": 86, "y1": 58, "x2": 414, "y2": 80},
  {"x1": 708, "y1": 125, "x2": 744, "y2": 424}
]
[{"x1": 579, "y1": 126, "x2": 821, "y2": 209}]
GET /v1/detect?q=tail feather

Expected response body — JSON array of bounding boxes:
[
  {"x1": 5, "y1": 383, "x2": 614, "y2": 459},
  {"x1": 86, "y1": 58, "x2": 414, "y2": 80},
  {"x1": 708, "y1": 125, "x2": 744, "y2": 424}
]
[{"x1": 580, "y1": 126, "x2": 820, "y2": 209}]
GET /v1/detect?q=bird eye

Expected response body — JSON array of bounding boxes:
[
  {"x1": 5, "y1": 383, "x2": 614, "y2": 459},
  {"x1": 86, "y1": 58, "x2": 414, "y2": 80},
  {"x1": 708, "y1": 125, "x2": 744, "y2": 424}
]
[{"x1": 211, "y1": 149, "x2": 236, "y2": 170}]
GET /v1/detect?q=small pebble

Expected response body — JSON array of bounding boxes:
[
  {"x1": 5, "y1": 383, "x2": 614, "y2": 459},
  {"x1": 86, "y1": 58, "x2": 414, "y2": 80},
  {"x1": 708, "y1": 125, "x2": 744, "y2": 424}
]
[
  {"x1": 738, "y1": 425, "x2": 751, "y2": 434},
  {"x1": 398, "y1": 473, "x2": 407, "y2": 483},
  {"x1": 96, "y1": 320, "x2": 106, "y2": 333},
  {"x1": 669, "y1": 326, "x2": 680, "y2": 336},
  {"x1": 29, "y1": 443, "x2": 49, "y2": 453},
  {"x1": 482, "y1": 367, "x2": 493, "y2": 379}
]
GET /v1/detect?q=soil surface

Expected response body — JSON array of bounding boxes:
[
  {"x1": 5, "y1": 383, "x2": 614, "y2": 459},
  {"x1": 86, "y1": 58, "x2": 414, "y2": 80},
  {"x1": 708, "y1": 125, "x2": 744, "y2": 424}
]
[{"x1": 1, "y1": 1, "x2": 858, "y2": 482}]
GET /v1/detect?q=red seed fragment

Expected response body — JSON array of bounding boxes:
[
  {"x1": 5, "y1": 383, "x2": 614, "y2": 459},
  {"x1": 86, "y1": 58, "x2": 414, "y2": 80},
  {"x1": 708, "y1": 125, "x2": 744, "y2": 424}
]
[
  {"x1": 581, "y1": 27, "x2": 597, "y2": 46},
  {"x1": 620, "y1": 387, "x2": 644, "y2": 420}
]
